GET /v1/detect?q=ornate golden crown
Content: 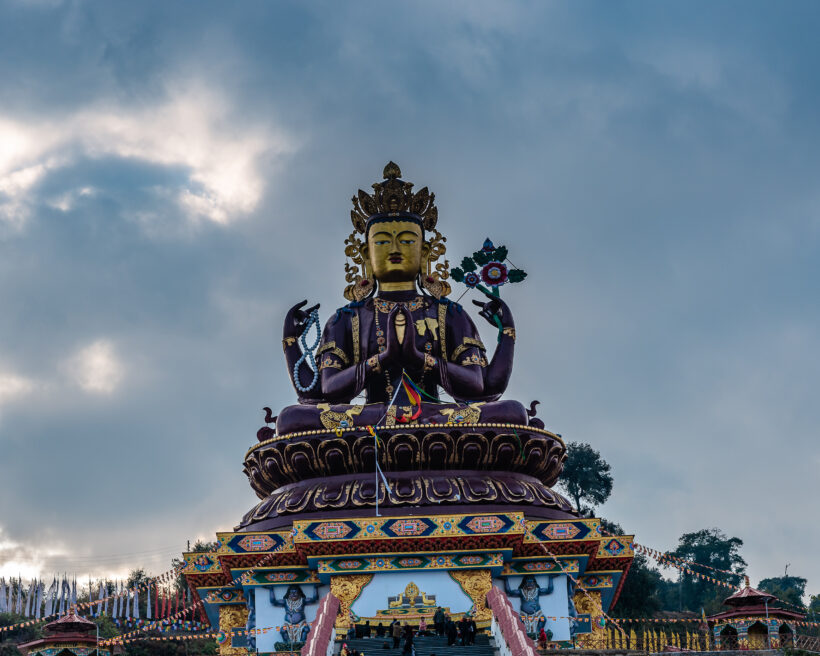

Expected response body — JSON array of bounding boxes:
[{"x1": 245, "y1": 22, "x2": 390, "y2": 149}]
[
  {"x1": 350, "y1": 161, "x2": 438, "y2": 234},
  {"x1": 344, "y1": 162, "x2": 449, "y2": 301}
]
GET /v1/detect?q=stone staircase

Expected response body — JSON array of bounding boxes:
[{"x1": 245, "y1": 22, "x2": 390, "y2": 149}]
[{"x1": 338, "y1": 634, "x2": 496, "y2": 656}]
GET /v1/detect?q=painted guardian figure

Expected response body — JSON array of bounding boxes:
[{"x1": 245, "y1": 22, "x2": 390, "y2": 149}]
[
  {"x1": 270, "y1": 584, "x2": 319, "y2": 643},
  {"x1": 504, "y1": 575, "x2": 556, "y2": 633},
  {"x1": 278, "y1": 162, "x2": 524, "y2": 432}
]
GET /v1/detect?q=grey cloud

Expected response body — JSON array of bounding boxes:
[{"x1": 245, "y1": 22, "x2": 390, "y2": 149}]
[{"x1": 0, "y1": 0, "x2": 818, "y2": 595}]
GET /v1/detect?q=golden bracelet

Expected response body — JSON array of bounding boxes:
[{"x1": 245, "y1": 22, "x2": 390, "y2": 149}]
[
  {"x1": 501, "y1": 327, "x2": 516, "y2": 342},
  {"x1": 282, "y1": 336, "x2": 297, "y2": 351}
]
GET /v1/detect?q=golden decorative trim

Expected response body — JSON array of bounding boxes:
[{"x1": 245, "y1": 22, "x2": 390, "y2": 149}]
[
  {"x1": 450, "y1": 337, "x2": 486, "y2": 362},
  {"x1": 319, "y1": 356, "x2": 343, "y2": 371},
  {"x1": 282, "y1": 336, "x2": 297, "y2": 351},
  {"x1": 375, "y1": 296, "x2": 425, "y2": 313},
  {"x1": 423, "y1": 353, "x2": 436, "y2": 371},
  {"x1": 414, "y1": 317, "x2": 439, "y2": 340},
  {"x1": 438, "y1": 302, "x2": 447, "y2": 360},
  {"x1": 331, "y1": 574, "x2": 373, "y2": 630},
  {"x1": 460, "y1": 353, "x2": 487, "y2": 367},
  {"x1": 352, "y1": 313, "x2": 360, "y2": 364},
  {"x1": 367, "y1": 354, "x2": 382, "y2": 373},
  {"x1": 385, "y1": 405, "x2": 397, "y2": 427},
  {"x1": 441, "y1": 402, "x2": 484, "y2": 425},
  {"x1": 317, "y1": 404, "x2": 364, "y2": 430},
  {"x1": 448, "y1": 569, "x2": 492, "y2": 622},
  {"x1": 246, "y1": 422, "x2": 566, "y2": 455},
  {"x1": 502, "y1": 326, "x2": 516, "y2": 342},
  {"x1": 317, "y1": 341, "x2": 350, "y2": 366}
]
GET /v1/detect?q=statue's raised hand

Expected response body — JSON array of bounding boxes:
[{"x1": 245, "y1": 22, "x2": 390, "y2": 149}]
[
  {"x1": 398, "y1": 306, "x2": 426, "y2": 369},
  {"x1": 379, "y1": 306, "x2": 402, "y2": 366},
  {"x1": 283, "y1": 300, "x2": 320, "y2": 340},
  {"x1": 472, "y1": 289, "x2": 514, "y2": 329}
]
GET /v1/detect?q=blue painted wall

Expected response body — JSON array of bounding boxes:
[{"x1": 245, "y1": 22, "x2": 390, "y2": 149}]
[{"x1": 351, "y1": 571, "x2": 472, "y2": 618}]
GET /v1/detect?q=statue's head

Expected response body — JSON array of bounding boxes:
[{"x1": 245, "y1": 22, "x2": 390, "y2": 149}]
[
  {"x1": 286, "y1": 585, "x2": 304, "y2": 601},
  {"x1": 361, "y1": 218, "x2": 429, "y2": 284},
  {"x1": 345, "y1": 162, "x2": 449, "y2": 300},
  {"x1": 520, "y1": 576, "x2": 538, "y2": 593}
]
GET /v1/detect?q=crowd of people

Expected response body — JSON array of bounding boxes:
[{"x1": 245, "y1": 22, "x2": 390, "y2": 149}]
[{"x1": 343, "y1": 608, "x2": 480, "y2": 655}]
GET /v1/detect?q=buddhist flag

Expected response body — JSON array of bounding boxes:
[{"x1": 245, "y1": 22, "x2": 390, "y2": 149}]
[
  {"x1": 24, "y1": 580, "x2": 32, "y2": 617},
  {"x1": 146, "y1": 581, "x2": 152, "y2": 620},
  {"x1": 97, "y1": 581, "x2": 105, "y2": 617},
  {"x1": 399, "y1": 376, "x2": 422, "y2": 421},
  {"x1": 35, "y1": 580, "x2": 43, "y2": 619}
]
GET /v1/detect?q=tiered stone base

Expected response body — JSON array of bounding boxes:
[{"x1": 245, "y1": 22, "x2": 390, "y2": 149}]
[{"x1": 240, "y1": 423, "x2": 570, "y2": 530}]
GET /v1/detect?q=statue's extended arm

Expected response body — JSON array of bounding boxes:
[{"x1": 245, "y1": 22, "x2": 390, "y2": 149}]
[
  {"x1": 503, "y1": 578, "x2": 518, "y2": 596},
  {"x1": 539, "y1": 575, "x2": 556, "y2": 596},
  {"x1": 305, "y1": 585, "x2": 320, "y2": 604},
  {"x1": 471, "y1": 291, "x2": 515, "y2": 400},
  {"x1": 269, "y1": 588, "x2": 285, "y2": 607},
  {"x1": 283, "y1": 300, "x2": 323, "y2": 403}
]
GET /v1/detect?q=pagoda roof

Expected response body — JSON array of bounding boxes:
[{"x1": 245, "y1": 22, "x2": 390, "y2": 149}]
[
  {"x1": 709, "y1": 605, "x2": 805, "y2": 622},
  {"x1": 18, "y1": 612, "x2": 102, "y2": 656},
  {"x1": 45, "y1": 610, "x2": 97, "y2": 634},
  {"x1": 723, "y1": 583, "x2": 776, "y2": 607}
]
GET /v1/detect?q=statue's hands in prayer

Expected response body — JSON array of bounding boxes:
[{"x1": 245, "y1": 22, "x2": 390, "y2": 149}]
[
  {"x1": 283, "y1": 300, "x2": 320, "y2": 340},
  {"x1": 472, "y1": 289, "x2": 514, "y2": 329},
  {"x1": 379, "y1": 305, "x2": 403, "y2": 367},
  {"x1": 398, "y1": 306, "x2": 426, "y2": 369}
]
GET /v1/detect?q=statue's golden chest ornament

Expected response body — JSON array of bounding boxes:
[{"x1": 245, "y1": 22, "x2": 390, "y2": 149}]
[
  {"x1": 414, "y1": 317, "x2": 439, "y2": 340},
  {"x1": 374, "y1": 297, "x2": 425, "y2": 313}
]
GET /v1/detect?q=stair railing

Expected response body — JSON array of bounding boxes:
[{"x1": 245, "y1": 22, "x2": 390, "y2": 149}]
[
  {"x1": 486, "y1": 586, "x2": 539, "y2": 656},
  {"x1": 301, "y1": 592, "x2": 340, "y2": 656}
]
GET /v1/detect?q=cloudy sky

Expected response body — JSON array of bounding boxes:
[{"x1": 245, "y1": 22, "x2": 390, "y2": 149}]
[{"x1": 1, "y1": 0, "x2": 818, "y2": 597}]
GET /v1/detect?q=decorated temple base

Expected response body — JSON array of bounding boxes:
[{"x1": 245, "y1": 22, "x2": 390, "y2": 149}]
[{"x1": 183, "y1": 513, "x2": 633, "y2": 654}]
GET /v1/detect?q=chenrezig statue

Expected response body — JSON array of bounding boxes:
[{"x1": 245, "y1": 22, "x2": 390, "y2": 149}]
[
  {"x1": 278, "y1": 162, "x2": 523, "y2": 432},
  {"x1": 240, "y1": 162, "x2": 572, "y2": 529}
]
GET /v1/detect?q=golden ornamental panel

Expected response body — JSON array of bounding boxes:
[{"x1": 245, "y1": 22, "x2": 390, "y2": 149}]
[
  {"x1": 218, "y1": 605, "x2": 249, "y2": 656},
  {"x1": 448, "y1": 569, "x2": 493, "y2": 622}
]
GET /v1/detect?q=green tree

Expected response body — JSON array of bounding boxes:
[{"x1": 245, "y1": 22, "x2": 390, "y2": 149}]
[
  {"x1": 0, "y1": 612, "x2": 44, "y2": 656},
  {"x1": 558, "y1": 442, "x2": 613, "y2": 513},
  {"x1": 759, "y1": 575, "x2": 807, "y2": 609},
  {"x1": 668, "y1": 528, "x2": 746, "y2": 614}
]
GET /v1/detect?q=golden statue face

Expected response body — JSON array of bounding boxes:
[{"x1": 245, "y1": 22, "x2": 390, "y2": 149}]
[{"x1": 362, "y1": 220, "x2": 429, "y2": 283}]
